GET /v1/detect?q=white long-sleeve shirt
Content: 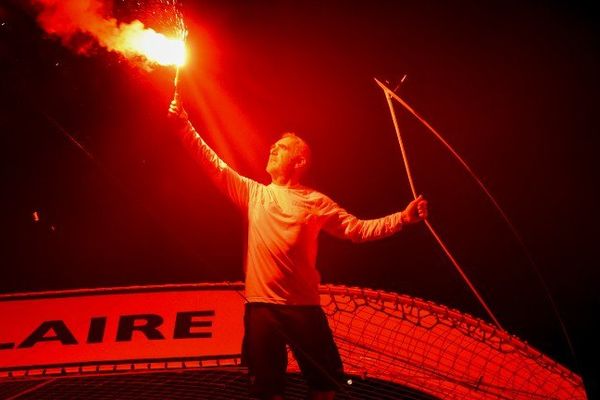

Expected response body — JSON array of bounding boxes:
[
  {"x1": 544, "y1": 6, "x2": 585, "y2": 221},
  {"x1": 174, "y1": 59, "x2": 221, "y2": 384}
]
[{"x1": 179, "y1": 122, "x2": 404, "y2": 305}]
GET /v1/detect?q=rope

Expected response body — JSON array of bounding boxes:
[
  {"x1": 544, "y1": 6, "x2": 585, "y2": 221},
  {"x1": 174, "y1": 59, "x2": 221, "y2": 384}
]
[{"x1": 382, "y1": 86, "x2": 504, "y2": 330}]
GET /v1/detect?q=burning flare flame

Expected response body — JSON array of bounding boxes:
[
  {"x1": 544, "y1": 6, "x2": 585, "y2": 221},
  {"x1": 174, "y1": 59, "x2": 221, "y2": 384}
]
[{"x1": 119, "y1": 21, "x2": 186, "y2": 67}]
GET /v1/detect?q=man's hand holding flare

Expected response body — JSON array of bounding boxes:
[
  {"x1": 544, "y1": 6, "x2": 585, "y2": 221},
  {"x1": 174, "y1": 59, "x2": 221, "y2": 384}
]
[{"x1": 168, "y1": 96, "x2": 188, "y2": 123}]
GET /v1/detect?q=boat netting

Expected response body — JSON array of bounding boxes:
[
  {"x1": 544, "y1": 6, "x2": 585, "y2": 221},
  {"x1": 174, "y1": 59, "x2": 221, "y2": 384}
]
[{"x1": 312, "y1": 285, "x2": 585, "y2": 400}]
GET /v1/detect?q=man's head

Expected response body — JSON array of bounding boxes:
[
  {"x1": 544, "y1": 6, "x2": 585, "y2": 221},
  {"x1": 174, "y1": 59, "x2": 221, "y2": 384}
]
[{"x1": 266, "y1": 132, "x2": 311, "y2": 185}]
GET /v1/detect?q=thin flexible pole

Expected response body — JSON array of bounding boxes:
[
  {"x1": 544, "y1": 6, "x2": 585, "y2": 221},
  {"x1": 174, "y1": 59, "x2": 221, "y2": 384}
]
[
  {"x1": 376, "y1": 78, "x2": 579, "y2": 363},
  {"x1": 376, "y1": 79, "x2": 519, "y2": 241},
  {"x1": 383, "y1": 93, "x2": 504, "y2": 330},
  {"x1": 384, "y1": 92, "x2": 418, "y2": 197}
]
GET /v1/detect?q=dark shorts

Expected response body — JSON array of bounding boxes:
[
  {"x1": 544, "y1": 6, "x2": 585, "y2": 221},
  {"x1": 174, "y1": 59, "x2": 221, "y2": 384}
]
[{"x1": 242, "y1": 303, "x2": 344, "y2": 398}]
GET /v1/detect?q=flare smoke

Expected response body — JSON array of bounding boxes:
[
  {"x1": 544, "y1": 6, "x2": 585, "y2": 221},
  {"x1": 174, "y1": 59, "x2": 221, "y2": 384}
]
[{"x1": 31, "y1": 0, "x2": 185, "y2": 66}]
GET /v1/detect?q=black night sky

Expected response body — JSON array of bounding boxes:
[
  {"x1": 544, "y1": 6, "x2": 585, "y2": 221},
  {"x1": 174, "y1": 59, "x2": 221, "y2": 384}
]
[{"x1": 1, "y1": 0, "x2": 598, "y2": 396}]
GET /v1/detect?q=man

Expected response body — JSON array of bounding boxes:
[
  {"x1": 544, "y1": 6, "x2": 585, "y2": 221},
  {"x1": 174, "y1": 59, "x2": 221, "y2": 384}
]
[{"x1": 168, "y1": 98, "x2": 427, "y2": 400}]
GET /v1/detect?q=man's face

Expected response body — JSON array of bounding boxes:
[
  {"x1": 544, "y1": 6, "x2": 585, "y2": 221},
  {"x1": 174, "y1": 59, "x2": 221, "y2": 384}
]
[{"x1": 266, "y1": 136, "x2": 298, "y2": 179}]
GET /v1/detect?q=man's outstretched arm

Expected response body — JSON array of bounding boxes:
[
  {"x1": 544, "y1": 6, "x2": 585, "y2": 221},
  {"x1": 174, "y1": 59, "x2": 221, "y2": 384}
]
[
  {"x1": 322, "y1": 195, "x2": 428, "y2": 243},
  {"x1": 168, "y1": 99, "x2": 252, "y2": 209}
]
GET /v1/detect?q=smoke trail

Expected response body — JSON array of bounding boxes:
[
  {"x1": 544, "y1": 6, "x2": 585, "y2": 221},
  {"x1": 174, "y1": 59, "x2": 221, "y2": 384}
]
[{"x1": 30, "y1": 0, "x2": 184, "y2": 66}]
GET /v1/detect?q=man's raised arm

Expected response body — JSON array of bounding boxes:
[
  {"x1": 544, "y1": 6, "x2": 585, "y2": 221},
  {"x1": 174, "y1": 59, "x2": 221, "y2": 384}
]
[{"x1": 168, "y1": 99, "x2": 252, "y2": 209}]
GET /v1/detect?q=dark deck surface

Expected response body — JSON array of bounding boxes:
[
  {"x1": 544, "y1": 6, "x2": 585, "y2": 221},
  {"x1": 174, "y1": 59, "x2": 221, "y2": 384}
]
[{"x1": 0, "y1": 368, "x2": 439, "y2": 399}]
